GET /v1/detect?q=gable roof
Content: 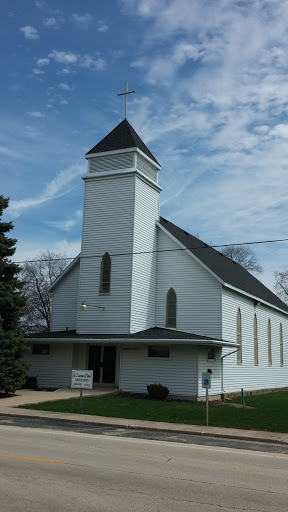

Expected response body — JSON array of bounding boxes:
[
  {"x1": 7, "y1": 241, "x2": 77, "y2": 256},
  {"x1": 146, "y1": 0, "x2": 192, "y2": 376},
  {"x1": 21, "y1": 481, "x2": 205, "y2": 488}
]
[
  {"x1": 48, "y1": 254, "x2": 80, "y2": 292},
  {"x1": 86, "y1": 119, "x2": 160, "y2": 165},
  {"x1": 159, "y1": 217, "x2": 288, "y2": 314}
]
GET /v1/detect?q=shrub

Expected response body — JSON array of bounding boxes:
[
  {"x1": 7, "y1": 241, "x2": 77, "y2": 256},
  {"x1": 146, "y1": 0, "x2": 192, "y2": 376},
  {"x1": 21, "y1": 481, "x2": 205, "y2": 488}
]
[
  {"x1": 22, "y1": 375, "x2": 38, "y2": 390},
  {"x1": 147, "y1": 383, "x2": 169, "y2": 400}
]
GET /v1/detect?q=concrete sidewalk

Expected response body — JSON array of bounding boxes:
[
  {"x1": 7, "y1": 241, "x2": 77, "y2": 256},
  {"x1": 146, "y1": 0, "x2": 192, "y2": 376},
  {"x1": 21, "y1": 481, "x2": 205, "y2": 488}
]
[{"x1": 1, "y1": 389, "x2": 288, "y2": 447}]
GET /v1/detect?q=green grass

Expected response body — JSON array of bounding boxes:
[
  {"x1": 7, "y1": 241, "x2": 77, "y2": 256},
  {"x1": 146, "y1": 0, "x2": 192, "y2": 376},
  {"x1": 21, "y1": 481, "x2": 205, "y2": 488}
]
[{"x1": 19, "y1": 391, "x2": 288, "y2": 433}]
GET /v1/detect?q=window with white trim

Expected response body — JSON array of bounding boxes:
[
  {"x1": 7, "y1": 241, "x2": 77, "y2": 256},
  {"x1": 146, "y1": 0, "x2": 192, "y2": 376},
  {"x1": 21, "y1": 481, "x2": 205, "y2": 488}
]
[
  {"x1": 166, "y1": 288, "x2": 176, "y2": 328},
  {"x1": 280, "y1": 323, "x2": 284, "y2": 367},
  {"x1": 32, "y1": 344, "x2": 50, "y2": 355},
  {"x1": 268, "y1": 319, "x2": 272, "y2": 366},
  {"x1": 237, "y1": 308, "x2": 242, "y2": 364},
  {"x1": 99, "y1": 252, "x2": 111, "y2": 293},
  {"x1": 254, "y1": 314, "x2": 258, "y2": 365},
  {"x1": 148, "y1": 345, "x2": 170, "y2": 358}
]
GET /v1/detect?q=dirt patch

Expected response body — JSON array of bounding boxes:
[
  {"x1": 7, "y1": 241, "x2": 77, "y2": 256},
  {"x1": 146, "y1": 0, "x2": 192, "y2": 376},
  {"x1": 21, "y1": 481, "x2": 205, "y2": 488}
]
[{"x1": 214, "y1": 402, "x2": 254, "y2": 409}]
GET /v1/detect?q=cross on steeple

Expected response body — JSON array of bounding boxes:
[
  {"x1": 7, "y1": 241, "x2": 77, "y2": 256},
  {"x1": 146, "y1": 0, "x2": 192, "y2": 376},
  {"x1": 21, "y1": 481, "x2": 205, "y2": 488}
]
[{"x1": 117, "y1": 82, "x2": 135, "y2": 119}]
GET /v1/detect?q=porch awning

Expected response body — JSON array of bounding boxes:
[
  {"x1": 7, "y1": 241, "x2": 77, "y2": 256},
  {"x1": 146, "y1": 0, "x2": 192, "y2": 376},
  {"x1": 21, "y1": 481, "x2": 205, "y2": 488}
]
[{"x1": 27, "y1": 327, "x2": 239, "y2": 348}]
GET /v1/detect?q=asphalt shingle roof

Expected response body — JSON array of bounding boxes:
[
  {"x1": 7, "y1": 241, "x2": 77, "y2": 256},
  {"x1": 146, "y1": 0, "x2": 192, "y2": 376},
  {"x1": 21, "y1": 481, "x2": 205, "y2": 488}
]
[
  {"x1": 27, "y1": 327, "x2": 223, "y2": 342},
  {"x1": 86, "y1": 119, "x2": 160, "y2": 165},
  {"x1": 160, "y1": 217, "x2": 288, "y2": 314}
]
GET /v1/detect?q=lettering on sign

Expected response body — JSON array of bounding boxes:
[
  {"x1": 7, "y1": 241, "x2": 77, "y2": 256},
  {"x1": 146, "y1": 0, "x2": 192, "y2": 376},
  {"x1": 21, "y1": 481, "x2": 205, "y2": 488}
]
[{"x1": 71, "y1": 369, "x2": 93, "y2": 389}]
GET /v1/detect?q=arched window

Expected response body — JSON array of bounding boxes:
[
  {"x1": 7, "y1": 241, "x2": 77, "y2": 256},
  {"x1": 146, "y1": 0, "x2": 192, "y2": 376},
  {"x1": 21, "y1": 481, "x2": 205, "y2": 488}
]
[
  {"x1": 280, "y1": 323, "x2": 284, "y2": 367},
  {"x1": 254, "y1": 314, "x2": 258, "y2": 365},
  {"x1": 268, "y1": 319, "x2": 272, "y2": 366},
  {"x1": 166, "y1": 288, "x2": 176, "y2": 328},
  {"x1": 237, "y1": 308, "x2": 242, "y2": 364},
  {"x1": 99, "y1": 252, "x2": 111, "y2": 293}
]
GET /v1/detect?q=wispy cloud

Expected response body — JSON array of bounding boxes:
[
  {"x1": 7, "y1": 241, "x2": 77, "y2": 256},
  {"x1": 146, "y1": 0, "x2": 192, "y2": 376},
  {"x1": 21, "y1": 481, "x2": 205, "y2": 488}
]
[
  {"x1": 33, "y1": 68, "x2": 44, "y2": 75},
  {"x1": 27, "y1": 111, "x2": 46, "y2": 118},
  {"x1": 37, "y1": 58, "x2": 50, "y2": 66},
  {"x1": 48, "y1": 49, "x2": 78, "y2": 64},
  {"x1": 20, "y1": 26, "x2": 40, "y2": 40},
  {"x1": 58, "y1": 82, "x2": 73, "y2": 91},
  {"x1": 97, "y1": 20, "x2": 109, "y2": 33},
  {"x1": 71, "y1": 13, "x2": 93, "y2": 28},
  {"x1": 43, "y1": 17, "x2": 59, "y2": 28},
  {"x1": 9, "y1": 162, "x2": 84, "y2": 218},
  {"x1": 46, "y1": 209, "x2": 83, "y2": 231},
  {"x1": 47, "y1": 49, "x2": 106, "y2": 71}
]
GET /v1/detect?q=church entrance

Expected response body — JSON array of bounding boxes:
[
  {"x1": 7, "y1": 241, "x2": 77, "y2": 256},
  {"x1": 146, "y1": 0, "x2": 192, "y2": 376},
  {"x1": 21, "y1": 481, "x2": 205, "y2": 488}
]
[{"x1": 88, "y1": 345, "x2": 116, "y2": 384}]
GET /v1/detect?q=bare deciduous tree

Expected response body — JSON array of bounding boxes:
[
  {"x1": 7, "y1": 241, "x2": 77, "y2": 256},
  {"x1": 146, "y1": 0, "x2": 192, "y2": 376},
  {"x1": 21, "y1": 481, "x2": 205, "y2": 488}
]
[
  {"x1": 21, "y1": 251, "x2": 69, "y2": 333},
  {"x1": 220, "y1": 245, "x2": 263, "y2": 274},
  {"x1": 274, "y1": 270, "x2": 288, "y2": 304}
]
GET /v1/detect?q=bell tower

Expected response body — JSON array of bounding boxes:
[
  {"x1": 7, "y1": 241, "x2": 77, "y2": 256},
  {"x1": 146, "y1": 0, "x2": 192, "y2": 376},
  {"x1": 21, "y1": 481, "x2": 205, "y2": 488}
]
[{"x1": 76, "y1": 119, "x2": 162, "y2": 334}]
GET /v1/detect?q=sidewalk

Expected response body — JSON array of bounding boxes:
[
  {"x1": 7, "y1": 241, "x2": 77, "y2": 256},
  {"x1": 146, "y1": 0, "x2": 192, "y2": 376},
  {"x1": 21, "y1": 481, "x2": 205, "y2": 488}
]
[{"x1": 1, "y1": 389, "x2": 288, "y2": 446}]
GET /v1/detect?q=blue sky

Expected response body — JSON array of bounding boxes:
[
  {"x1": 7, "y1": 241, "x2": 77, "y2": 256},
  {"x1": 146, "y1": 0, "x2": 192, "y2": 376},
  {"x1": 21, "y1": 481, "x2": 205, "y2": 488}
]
[{"x1": 2, "y1": 0, "x2": 288, "y2": 291}]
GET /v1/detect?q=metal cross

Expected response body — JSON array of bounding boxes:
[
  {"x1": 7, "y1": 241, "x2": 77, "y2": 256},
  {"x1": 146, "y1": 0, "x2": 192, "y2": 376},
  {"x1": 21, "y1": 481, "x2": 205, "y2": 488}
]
[{"x1": 117, "y1": 82, "x2": 135, "y2": 119}]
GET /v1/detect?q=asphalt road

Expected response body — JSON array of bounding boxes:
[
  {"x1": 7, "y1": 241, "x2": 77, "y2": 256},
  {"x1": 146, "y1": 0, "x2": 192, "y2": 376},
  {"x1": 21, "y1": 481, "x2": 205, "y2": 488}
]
[
  {"x1": 0, "y1": 414, "x2": 288, "y2": 453},
  {"x1": 1, "y1": 422, "x2": 288, "y2": 511}
]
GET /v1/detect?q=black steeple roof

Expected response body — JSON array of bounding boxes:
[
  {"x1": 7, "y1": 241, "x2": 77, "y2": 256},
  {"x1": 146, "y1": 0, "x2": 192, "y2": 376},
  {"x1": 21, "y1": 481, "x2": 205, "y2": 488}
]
[
  {"x1": 160, "y1": 217, "x2": 288, "y2": 314},
  {"x1": 86, "y1": 119, "x2": 160, "y2": 165}
]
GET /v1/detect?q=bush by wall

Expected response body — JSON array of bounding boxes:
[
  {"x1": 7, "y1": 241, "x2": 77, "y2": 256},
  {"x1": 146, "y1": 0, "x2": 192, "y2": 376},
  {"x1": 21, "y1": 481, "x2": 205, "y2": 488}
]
[{"x1": 147, "y1": 383, "x2": 169, "y2": 400}]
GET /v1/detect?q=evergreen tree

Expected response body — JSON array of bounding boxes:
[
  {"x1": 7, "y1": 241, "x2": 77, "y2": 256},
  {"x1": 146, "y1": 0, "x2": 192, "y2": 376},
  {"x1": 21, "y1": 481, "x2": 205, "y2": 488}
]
[{"x1": 0, "y1": 196, "x2": 28, "y2": 393}]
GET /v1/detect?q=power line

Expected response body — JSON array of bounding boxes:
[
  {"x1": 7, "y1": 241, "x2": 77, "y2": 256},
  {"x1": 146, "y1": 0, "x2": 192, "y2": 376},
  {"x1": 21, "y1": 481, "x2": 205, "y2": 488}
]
[{"x1": 14, "y1": 236, "x2": 288, "y2": 265}]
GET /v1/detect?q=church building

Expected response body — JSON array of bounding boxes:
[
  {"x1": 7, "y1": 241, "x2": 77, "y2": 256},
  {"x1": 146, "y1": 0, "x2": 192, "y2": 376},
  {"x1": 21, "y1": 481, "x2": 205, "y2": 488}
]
[{"x1": 26, "y1": 117, "x2": 288, "y2": 399}]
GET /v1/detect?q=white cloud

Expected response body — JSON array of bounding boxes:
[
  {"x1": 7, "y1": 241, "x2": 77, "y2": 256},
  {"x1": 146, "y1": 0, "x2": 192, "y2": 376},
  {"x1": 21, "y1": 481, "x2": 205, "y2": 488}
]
[
  {"x1": 35, "y1": 0, "x2": 46, "y2": 8},
  {"x1": 43, "y1": 17, "x2": 58, "y2": 28},
  {"x1": 48, "y1": 50, "x2": 78, "y2": 64},
  {"x1": 27, "y1": 111, "x2": 46, "y2": 118},
  {"x1": 46, "y1": 50, "x2": 106, "y2": 71},
  {"x1": 97, "y1": 21, "x2": 109, "y2": 33},
  {"x1": 71, "y1": 13, "x2": 93, "y2": 28},
  {"x1": 47, "y1": 209, "x2": 83, "y2": 231},
  {"x1": 33, "y1": 68, "x2": 44, "y2": 75},
  {"x1": 79, "y1": 55, "x2": 106, "y2": 71},
  {"x1": 37, "y1": 58, "x2": 50, "y2": 66},
  {"x1": 20, "y1": 26, "x2": 40, "y2": 40},
  {"x1": 9, "y1": 162, "x2": 84, "y2": 218},
  {"x1": 58, "y1": 82, "x2": 73, "y2": 91}
]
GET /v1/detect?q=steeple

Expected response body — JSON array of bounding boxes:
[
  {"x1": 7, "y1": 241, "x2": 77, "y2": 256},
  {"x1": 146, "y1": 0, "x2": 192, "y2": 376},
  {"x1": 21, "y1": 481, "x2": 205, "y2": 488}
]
[{"x1": 85, "y1": 119, "x2": 159, "y2": 165}]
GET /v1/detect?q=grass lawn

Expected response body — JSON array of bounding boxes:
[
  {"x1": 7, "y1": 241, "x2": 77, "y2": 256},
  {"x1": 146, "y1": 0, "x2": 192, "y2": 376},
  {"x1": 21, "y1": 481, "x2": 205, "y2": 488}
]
[{"x1": 19, "y1": 391, "x2": 288, "y2": 433}]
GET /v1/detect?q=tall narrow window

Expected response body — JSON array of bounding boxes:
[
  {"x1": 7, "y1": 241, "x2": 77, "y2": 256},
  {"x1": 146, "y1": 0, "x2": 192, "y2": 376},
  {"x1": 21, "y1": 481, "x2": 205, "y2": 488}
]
[
  {"x1": 280, "y1": 323, "x2": 284, "y2": 367},
  {"x1": 99, "y1": 252, "x2": 111, "y2": 293},
  {"x1": 166, "y1": 288, "x2": 176, "y2": 328},
  {"x1": 268, "y1": 319, "x2": 272, "y2": 366},
  {"x1": 254, "y1": 314, "x2": 258, "y2": 365},
  {"x1": 237, "y1": 308, "x2": 242, "y2": 364}
]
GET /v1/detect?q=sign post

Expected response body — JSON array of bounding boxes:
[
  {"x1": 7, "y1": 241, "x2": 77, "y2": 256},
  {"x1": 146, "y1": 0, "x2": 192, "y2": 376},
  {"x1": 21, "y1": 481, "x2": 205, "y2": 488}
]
[
  {"x1": 71, "y1": 370, "x2": 93, "y2": 412},
  {"x1": 202, "y1": 372, "x2": 211, "y2": 426}
]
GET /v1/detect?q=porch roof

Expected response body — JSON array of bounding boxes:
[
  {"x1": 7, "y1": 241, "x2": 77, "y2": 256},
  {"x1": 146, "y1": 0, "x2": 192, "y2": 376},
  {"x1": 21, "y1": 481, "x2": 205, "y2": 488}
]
[{"x1": 27, "y1": 327, "x2": 238, "y2": 347}]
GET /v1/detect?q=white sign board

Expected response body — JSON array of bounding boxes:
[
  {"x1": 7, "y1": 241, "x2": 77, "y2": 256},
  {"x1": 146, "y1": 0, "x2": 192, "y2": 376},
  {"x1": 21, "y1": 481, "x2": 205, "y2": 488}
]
[
  {"x1": 202, "y1": 372, "x2": 211, "y2": 389},
  {"x1": 71, "y1": 370, "x2": 93, "y2": 389}
]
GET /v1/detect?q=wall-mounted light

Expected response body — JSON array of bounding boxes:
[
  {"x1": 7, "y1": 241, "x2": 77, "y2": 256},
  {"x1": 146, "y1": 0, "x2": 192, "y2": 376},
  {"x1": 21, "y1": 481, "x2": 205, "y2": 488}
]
[{"x1": 81, "y1": 302, "x2": 105, "y2": 311}]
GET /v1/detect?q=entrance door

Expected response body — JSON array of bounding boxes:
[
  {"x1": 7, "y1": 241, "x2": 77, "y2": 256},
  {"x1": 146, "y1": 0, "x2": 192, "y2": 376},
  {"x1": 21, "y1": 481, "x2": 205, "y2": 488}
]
[{"x1": 88, "y1": 346, "x2": 116, "y2": 384}]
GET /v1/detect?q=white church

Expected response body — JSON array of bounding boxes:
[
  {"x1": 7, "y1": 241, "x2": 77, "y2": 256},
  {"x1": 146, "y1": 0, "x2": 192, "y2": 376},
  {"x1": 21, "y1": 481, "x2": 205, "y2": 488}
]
[{"x1": 27, "y1": 117, "x2": 288, "y2": 399}]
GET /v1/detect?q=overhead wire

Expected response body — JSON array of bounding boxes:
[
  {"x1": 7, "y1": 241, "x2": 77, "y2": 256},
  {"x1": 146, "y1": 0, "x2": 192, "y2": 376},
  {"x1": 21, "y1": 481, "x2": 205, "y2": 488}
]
[{"x1": 13, "y1": 236, "x2": 288, "y2": 265}]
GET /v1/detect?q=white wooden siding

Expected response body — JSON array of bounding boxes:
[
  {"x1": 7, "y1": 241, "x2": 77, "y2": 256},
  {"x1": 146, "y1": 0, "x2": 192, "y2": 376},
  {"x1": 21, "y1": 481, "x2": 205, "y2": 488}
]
[
  {"x1": 51, "y1": 262, "x2": 80, "y2": 332},
  {"x1": 119, "y1": 344, "x2": 198, "y2": 396},
  {"x1": 89, "y1": 153, "x2": 133, "y2": 173},
  {"x1": 24, "y1": 343, "x2": 73, "y2": 388},
  {"x1": 136, "y1": 154, "x2": 158, "y2": 183},
  {"x1": 156, "y1": 228, "x2": 222, "y2": 338},
  {"x1": 130, "y1": 176, "x2": 159, "y2": 332},
  {"x1": 222, "y1": 287, "x2": 288, "y2": 393},
  {"x1": 77, "y1": 174, "x2": 135, "y2": 333}
]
